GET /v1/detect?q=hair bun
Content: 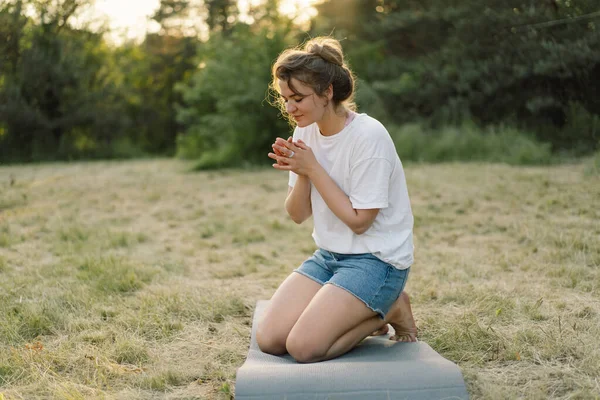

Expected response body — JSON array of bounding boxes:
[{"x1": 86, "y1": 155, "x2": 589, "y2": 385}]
[{"x1": 306, "y1": 39, "x2": 344, "y2": 67}]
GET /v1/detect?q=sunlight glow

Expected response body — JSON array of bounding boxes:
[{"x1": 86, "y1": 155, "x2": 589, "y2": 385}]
[
  {"x1": 238, "y1": 0, "x2": 319, "y2": 24},
  {"x1": 93, "y1": 0, "x2": 161, "y2": 43},
  {"x1": 94, "y1": 0, "x2": 320, "y2": 43},
  {"x1": 279, "y1": 0, "x2": 320, "y2": 18}
]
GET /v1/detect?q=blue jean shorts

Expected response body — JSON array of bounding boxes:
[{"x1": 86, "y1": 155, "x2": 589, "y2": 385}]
[{"x1": 294, "y1": 249, "x2": 410, "y2": 319}]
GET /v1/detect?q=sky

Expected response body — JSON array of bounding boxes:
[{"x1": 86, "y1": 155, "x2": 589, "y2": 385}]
[
  {"x1": 91, "y1": 0, "x2": 319, "y2": 44},
  {"x1": 92, "y1": 0, "x2": 160, "y2": 42}
]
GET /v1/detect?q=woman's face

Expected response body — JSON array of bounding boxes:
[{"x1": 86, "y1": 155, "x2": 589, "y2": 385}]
[{"x1": 278, "y1": 78, "x2": 328, "y2": 127}]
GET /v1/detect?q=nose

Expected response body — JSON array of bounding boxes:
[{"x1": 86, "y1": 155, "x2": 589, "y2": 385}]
[{"x1": 286, "y1": 101, "x2": 296, "y2": 114}]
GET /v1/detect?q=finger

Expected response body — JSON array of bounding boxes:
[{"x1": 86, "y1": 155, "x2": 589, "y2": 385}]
[
  {"x1": 269, "y1": 153, "x2": 292, "y2": 164},
  {"x1": 273, "y1": 143, "x2": 294, "y2": 158},
  {"x1": 276, "y1": 138, "x2": 296, "y2": 150},
  {"x1": 273, "y1": 144, "x2": 290, "y2": 156},
  {"x1": 294, "y1": 140, "x2": 308, "y2": 150},
  {"x1": 279, "y1": 154, "x2": 293, "y2": 164},
  {"x1": 281, "y1": 144, "x2": 301, "y2": 156},
  {"x1": 269, "y1": 153, "x2": 290, "y2": 164},
  {"x1": 272, "y1": 163, "x2": 292, "y2": 171}
]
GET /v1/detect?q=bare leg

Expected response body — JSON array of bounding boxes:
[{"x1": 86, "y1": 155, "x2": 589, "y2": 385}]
[
  {"x1": 285, "y1": 287, "x2": 419, "y2": 363},
  {"x1": 318, "y1": 314, "x2": 386, "y2": 361},
  {"x1": 370, "y1": 324, "x2": 389, "y2": 336},
  {"x1": 318, "y1": 292, "x2": 417, "y2": 361},
  {"x1": 255, "y1": 272, "x2": 322, "y2": 355},
  {"x1": 370, "y1": 292, "x2": 417, "y2": 339},
  {"x1": 286, "y1": 284, "x2": 386, "y2": 363},
  {"x1": 385, "y1": 291, "x2": 417, "y2": 342}
]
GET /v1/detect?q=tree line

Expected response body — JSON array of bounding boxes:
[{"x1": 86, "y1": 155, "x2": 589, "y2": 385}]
[{"x1": 1, "y1": 0, "x2": 598, "y2": 165}]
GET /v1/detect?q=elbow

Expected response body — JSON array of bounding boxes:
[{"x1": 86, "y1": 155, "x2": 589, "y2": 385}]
[
  {"x1": 349, "y1": 209, "x2": 378, "y2": 235},
  {"x1": 350, "y1": 223, "x2": 371, "y2": 235},
  {"x1": 351, "y1": 227, "x2": 369, "y2": 235},
  {"x1": 285, "y1": 200, "x2": 311, "y2": 225},
  {"x1": 286, "y1": 206, "x2": 310, "y2": 225},
  {"x1": 289, "y1": 214, "x2": 307, "y2": 224}
]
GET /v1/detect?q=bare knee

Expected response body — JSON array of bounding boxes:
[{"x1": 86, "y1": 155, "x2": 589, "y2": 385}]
[
  {"x1": 256, "y1": 322, "x2": 287, "y2": 356},
  {"x1": 286, "y1": 333, "x2": 326, "y2": 363}
]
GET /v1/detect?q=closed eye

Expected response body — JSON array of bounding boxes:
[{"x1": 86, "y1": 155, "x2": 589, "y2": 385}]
[{"x1": 282, "y1": 95, "x2": 305, "y2": 103}]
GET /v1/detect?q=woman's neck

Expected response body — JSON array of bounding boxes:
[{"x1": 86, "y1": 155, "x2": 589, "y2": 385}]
[{"x1": 317, "y1": 108, "x2": 349, "y2": 136}]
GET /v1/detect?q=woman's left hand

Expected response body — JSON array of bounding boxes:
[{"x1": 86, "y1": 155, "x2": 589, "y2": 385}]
[{"x1": 268, "y1": 138, "x2": 319, "y2": 177}]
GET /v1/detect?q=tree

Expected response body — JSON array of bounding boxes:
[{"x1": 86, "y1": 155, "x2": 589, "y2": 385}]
[
  {"x1": 205, "y1": 0, "x2": 238, "y2": 34},
  {"x1": 122, "y1": 0, "x2": 203, "y2": 155},
  {"x1": 312, "y1": 0, "x2": 600, "y2": 152},
  {"x1": 0, "y1": 0, "x2": 131, "y2": 161},
  {"x1": 175, "y1": 2, "x2": 297, "y2": 168}
]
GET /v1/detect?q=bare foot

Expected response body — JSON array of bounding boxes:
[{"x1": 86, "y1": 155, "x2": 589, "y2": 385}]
[
  {"x1": 370, "y1": 324, "x2": 389, "y2": 336},
  {"x1": 384, "y1": 291, "x2": 417, "y2": 342}
]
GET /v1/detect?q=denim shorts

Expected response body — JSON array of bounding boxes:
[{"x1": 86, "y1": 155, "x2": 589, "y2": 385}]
[{"x1": 294, "y1": 249, "x2": 410, "y2": 319}]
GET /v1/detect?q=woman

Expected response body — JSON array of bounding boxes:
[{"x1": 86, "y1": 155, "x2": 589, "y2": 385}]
[{"x1": 257, "y1": 37, "x2": 417, "y2": 363}]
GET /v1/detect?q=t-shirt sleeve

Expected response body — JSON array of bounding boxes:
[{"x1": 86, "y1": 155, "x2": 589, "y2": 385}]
[
  {"x1": 288, "y1": 170, "x2": 298, "y2": 187},
  {"x1": 349, "y1": 158, "x2": 392, "y2": 209}
]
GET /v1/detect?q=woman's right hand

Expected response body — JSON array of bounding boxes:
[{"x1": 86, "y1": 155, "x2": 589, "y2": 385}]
[{"x1": 269, "y1": 136, "x2": 293, "y2": 166}]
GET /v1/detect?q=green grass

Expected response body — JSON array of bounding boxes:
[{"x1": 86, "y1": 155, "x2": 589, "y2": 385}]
[
  {"x1": 139, "y1": 370, "x2": 192, "y2": 391},
  {"x1": 77, "y1": 256, "x2": 159, "y2": 293},
  {"x1": 0, "y1": 159, "x2": 599, "y2": 399},
  {"x1": 113, "y1": 338, "x2": 150, "y2": 365},
  {"x1": 584, "y1": 151, "x2": 600, "y2": 176}
]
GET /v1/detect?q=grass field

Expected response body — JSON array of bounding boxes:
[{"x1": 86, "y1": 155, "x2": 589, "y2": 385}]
[{"x1": 0, "y1": 159, "x2": 599, "y2": 399}]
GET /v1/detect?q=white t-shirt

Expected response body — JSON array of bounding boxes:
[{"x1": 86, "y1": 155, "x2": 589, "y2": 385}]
[{"x1": 288, "y1": 113, "x2": 414, "y2": 269}]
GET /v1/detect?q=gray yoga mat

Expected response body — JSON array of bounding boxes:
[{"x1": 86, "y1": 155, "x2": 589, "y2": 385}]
[{"x1": 236, "y1": 300, "x2": 469, "y2": 400}]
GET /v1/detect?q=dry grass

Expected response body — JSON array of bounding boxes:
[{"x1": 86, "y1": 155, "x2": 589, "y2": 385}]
[{"x1": 0, "y1": 159, "x2": 598, "y2": 399}]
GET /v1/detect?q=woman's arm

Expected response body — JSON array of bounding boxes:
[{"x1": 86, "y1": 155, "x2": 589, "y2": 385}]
[
  {"x1": 284, "y1": 175, "x2": 312, "y2": 224},
  {"x1": 271, "y1": 139, "x2": 378, "y2": 235},
  {"x1": 307, "y1": 164, "x2": 378, "y2": 235}
]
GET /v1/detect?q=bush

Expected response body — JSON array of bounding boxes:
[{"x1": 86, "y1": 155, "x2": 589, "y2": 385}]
[
  {"x1": 389, "y1": 122, "x2": 553, "y2": 165},
  {"x1": 541, "y1": 103, "x2": 600, "y2": 154}
]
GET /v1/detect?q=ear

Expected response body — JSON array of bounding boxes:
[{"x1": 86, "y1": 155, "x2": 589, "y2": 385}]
[{"x1": 325, "y1": 84, "x2": 334, "y2": 100}]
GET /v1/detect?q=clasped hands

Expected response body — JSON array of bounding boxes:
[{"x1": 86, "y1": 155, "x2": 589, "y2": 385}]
[{"x1": 268, "y1": 137, "x2": 318, "y2": 176}]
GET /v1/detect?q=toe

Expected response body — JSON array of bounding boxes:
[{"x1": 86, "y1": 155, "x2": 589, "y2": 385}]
[
  {"x1": 389, "y1": 332, "x2": 417, "y2": 342},
  {"x1": 370, "y1": 324, "x2": 390, "y2": 336}
]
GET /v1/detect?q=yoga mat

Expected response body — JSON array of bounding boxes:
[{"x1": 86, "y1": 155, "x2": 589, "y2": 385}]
[{"x1": 236, "y1": 300, "x2": 469, "y2": 399}]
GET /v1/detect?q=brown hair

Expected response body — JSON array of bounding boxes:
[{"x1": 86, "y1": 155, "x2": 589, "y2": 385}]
[{"x1": 270, "y1": 37, "x2": 356, "y2": 123}]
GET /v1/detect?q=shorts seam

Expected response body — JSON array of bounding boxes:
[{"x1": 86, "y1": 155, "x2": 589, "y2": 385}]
[
  {"x1": 326, "y1": 282, "x2": 385, "y2": 319},
  {"x1": 367, "y1": 263, "x2": 391, "y2": 306},
  {"x1": 293, "y1": 269, "x2": 326, "y2": 286}
]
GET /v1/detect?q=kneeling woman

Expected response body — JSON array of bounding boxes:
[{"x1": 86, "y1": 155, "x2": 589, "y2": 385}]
[{"x1": 258, "y1": 37, "x2": 417, "y2": 363}]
